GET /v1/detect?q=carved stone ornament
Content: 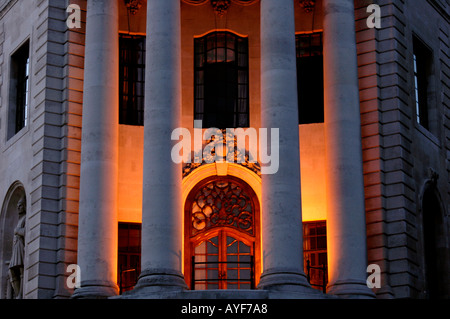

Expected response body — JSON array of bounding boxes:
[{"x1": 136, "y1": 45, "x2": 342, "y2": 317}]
[
  {"x1": 428, "y1": 167, "x2": 439, "y2": 186},
  {"x1": 299, "y1": 0, "x2": 316, "y2": 13},
  {"x1": 124, "y1": 0, "x2": 143, "y2": 15},
  {"x1": 182, "y1": 129, "x2": 261, "y2": 178},
  {"x1": 182, "y1": 0, "x2": 259, "y2": 6},
  {"x1": 181, "y1": 0, "x2": 259, "y2": 14},
  {"x1": 211, "y1": 0, "x2": 231, "y2": 16}
]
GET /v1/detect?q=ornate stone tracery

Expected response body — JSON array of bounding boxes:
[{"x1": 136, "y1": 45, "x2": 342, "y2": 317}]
[{"x1": 190, "y1": 180, "x2": 255, "y2": 237}]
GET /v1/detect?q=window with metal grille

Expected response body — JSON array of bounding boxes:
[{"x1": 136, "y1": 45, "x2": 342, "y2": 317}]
[
  {"x1": 194, "y1": 31, "x2": 249, "y2": 129},
  {"x1": 296, "y1": 32, "x2": 324, "y2": 125},
  {"x1": 303, "y1": 221, "x2": 328, "y2": 292},
  {"x1": 8, "y1": 41, "x2": 29, "y2": 140},
  {"x1": 119, "y1": 34, "x2": 146, "y2": 126},
  {"x1": 191, "y1": 233, "x2": 254, "y2": 290},
  {"x1": 118, "y1": 222, "x2": 141, "y2": 294}
]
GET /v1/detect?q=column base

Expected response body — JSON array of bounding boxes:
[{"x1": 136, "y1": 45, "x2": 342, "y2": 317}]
[
  {"x1": 257, "y1": 269, "x2": 312, "y2": 292},
  {"x1": 71, "y1": 280, "x2": 119, "y2": 299},
  {"x1": 327, "y1": 280, "x2": 376, "y2": 299},
  {"x1": 133, "y1": 268, "x2": 188, "y2": 293}
]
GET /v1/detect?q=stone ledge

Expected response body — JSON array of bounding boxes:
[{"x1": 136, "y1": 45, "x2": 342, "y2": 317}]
[{"x1": 112, "y1": 288, "x2": 334, "y2": 300}]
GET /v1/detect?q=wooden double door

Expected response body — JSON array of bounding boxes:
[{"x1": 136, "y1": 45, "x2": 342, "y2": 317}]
[
  {"x1": 191, "y1": 229, "x2": 254, "y2": 290},
  {"x1": 184, "y1": 176, "x2": 260, "y2": 290}
]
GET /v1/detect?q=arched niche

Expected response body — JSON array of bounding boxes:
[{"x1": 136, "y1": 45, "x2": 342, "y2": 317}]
[
  {"x1": 418, "y1": 174, "x2": 449, "y2": 299},
  {"x1": 0, "y1": 182, "x2": 26, "y2": 299}
]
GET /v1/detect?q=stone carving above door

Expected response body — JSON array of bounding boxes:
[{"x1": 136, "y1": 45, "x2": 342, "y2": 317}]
[
  {"x1": 181, "y1": 0, "x2": 259, "y2": 16},
  {"x1": 124, "y1": 0, "x2": 144, "y2": 15}
]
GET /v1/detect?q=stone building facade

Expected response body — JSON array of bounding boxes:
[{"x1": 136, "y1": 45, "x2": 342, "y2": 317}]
[{"x1": 0, "y1": 0, "x2": 448, "y2": 299}]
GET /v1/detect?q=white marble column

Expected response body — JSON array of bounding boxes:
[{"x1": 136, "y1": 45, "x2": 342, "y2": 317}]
[
  {"x1": 257, "y1": 0, "x2": 311, "y2": 292},
  {"x1": 134, "y1": 0, "x2": 187, "y2": 291},
  {"x1": 73, "y1": 0, "x2": 119, "y2": 298},
  {"x1": 322, "y1": 0, "x2": 375, "y2": 298}
]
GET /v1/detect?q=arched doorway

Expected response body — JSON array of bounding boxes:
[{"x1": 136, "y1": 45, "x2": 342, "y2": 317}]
[
  {"x1": 184, "y1": 176, "x2": 260, "y2": 290},
  {"x1": 421, "y1": 186, "x2": 448, "y2": 299}
]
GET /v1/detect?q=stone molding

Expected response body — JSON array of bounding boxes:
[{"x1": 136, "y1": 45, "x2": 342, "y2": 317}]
[{"x1": 181, "y1": 0, "x2": 259, "y2": 16}]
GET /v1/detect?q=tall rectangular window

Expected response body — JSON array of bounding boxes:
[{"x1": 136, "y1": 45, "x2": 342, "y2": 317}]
[
  {"x1": 296, "y1": 32, "x2": 324, "y2": 125},
  {"x1": 119, "y1": 34, "x2": 146, "y2": 126},
  {"x1": 118, "y1": 222, "x2": 141, "y2": 294},
  {"x1": 8, "y1": 41, "x2": 30, "y2": 139},
  {"x1": 413, "y1": 36, "x2": 433, "y2": 131},
  {"x1": 194, "y1": 32, "x2": 249, "y2": 129},
  {"x1": 303, "y1": 221, "x2": 328, "y2": 292}
]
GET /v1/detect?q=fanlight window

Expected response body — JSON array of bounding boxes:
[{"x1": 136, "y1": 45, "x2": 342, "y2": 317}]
[{"x1": 190, "y1": 180, "x2": 254, "y2": 236}]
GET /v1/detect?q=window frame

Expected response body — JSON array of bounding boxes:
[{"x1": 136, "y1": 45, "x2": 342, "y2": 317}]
[
  {"x1": 119, "y1": 34, "x2": 146, "y2": 126},
  {"x1": 303, "y1": 220, "x2": 328, "y2": 291},
  {"x1": 194, "y1": 31, "x2": 250, "y2": 129},
  {"x1": 117, "y1": 222, "x2": 142, "y2": 294},
  {"x1": 412, "y1": 35, "x2": 438, "y2": 137},
  {"x1": 7, "y1": 41, "x2": 30, "y2": 140},
  {"x1": 295, "y1": 32, "x2": 324, "y2": 125}
]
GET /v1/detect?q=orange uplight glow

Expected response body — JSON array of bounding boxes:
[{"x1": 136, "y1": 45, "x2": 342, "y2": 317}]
[
  {"x1": 116, "y1": 122, "x2": 328, "y2": 288},
  {"x1": 299, "y1": 123, "x2": 328, "y2": 222},
  {"x1": 118, "y1": 125, "x2": 145, "y2": 223}
]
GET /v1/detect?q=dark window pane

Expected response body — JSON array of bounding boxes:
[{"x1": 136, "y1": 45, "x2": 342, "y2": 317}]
[
  {"x1": 413, "y1": 37, "x2": 432, "y2": 130},
  {"x1": 11, "y1": 41, "x2": 30, "y2": 136},
  {"x1": 296, "y1": 33, "x2": 324, "y2": 125},
  {"x1": 118, "y1": 223, "x2": 142, "y2": 293},
  {"x1": 195, "y1": 32, "x2": 249, "y2": 129},
  {"x1": 119, "y1": 35, "x2": 146, "y2": 126},
  {"x1": 317, "y1": 236, "x2": 327, "y2": 250}
]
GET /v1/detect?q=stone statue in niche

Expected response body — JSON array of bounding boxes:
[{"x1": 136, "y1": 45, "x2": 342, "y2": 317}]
[{"x1": 8, "y1": 197, "x2": 26, "y2": 299}]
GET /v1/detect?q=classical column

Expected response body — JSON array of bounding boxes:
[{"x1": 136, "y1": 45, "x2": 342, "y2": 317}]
[
  {"x1": 257, "y1": 0, "x2": 311, "y2": 291},
  {"x1": 73, "y1": 0, "x2": 119, "y2": 298},
  {"x1": 134, "y1": 0, "x2": 187, "y2": 291},
  {"x1": 322, "y1": 0, "x2": 375, "y2": 298}
]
